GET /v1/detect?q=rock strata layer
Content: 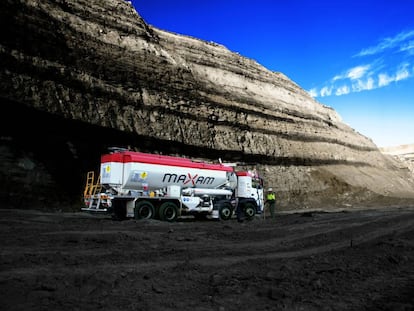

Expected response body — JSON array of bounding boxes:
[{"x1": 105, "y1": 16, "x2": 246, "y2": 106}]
[{"x1": 1, "y1": 0, "x2": 414, "y2": 209}]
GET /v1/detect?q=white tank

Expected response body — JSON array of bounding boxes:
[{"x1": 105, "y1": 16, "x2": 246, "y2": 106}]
[{"x1": 100, "y1": 151, "x2": 237, "y2": 192}]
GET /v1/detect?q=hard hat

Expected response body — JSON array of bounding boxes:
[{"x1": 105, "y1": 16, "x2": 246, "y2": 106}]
[{"x1": 268, "y1": 188, "x2": 273, "y2": 192}]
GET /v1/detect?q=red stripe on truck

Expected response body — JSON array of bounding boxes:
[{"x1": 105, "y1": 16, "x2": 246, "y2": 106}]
[
  {"x1": 101, "y1": 151, "x2": 234, "y2": 172},
  {"x1": 236, "y1": 171, "x2": 258, "y2": 177}
]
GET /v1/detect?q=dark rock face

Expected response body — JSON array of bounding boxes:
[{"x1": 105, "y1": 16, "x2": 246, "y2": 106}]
[{"x1": 1, "y1": 0, "x2": 414, "y2": 210}]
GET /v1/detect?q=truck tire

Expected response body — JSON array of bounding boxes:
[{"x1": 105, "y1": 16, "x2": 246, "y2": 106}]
[
  {"x1": 134, "y1": 200, "x2": 155, "y2": 220},
  {"x1": 159, "y1": 202, "x2": 178, "y2": 222},
  {"x1": 244, "y1": 202, "x2": 256, "y2": 220},
  {"x1": 219, "y1": 202, "x2": 233, "y2": 220}
]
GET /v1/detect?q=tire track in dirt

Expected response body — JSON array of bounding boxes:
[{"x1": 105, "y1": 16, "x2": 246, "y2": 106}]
[
  {"x1": 1, "y1": 208, "x2": 413, "y2": 279},
  {"x1": 189, "y1": 211, "x2": 414, "y2": 266}
]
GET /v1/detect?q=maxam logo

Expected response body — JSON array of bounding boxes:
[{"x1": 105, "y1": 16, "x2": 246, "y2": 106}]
[{"x1": 163, "y1": 173, "x2": 215, "y2": 186}]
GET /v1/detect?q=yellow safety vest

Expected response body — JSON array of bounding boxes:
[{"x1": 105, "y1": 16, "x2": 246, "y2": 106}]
[{"x1": 267, "y1": 193, "x2": 275, "y2": 201}]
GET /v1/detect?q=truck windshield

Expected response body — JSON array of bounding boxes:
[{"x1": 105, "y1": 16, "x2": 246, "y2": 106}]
[{"x1": 252, "y1": 177, "x2": 263, "y2": 189}]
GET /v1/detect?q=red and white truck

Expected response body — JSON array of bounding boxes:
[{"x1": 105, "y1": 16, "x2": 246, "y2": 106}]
[{"x1": 82, "y1": 148, "x2": 264, "y2": 221}]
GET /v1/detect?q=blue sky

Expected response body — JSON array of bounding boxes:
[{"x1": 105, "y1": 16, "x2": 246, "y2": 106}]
[{"x1": 130, "y1": 0, "x2": 414, "y2": 147}]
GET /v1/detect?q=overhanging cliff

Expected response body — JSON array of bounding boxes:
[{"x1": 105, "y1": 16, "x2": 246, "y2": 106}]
[{"x1": 1, "y1": 0, "x2": 414, "y2": 210}]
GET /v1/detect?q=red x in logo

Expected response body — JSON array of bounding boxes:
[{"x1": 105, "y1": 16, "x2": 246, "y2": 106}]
[{"x1": 183, "y1": 173, "x2": 198, "y2": 186}]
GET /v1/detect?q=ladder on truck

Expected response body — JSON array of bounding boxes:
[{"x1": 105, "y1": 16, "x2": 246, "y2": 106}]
[{"x1": 82, "y1": 171, "x2": 107, "y2": 212}]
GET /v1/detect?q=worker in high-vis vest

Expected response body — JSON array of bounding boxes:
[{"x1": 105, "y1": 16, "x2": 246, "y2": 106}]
[{"x1": 266, "y1": 188, "x2": 276, "y2": 219}]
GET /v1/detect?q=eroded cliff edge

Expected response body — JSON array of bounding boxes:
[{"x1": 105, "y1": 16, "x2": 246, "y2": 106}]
[{"x1": 1, "y1": 0, "x2": 414, "y2": 210}]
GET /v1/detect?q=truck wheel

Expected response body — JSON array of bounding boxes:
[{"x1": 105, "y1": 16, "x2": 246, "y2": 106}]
[
  {"x1": 159, "y1": 202, "x2": 178, "y2": 222},
  {"x1": 219, "y1": 203, "x2": 233, "y2": 220},
  {"x1": 244, "y1": 203, "x2": 256, "y2": 220},
  {"x1": 134, "y1": 200, "x2": 155, "y2": 220}
]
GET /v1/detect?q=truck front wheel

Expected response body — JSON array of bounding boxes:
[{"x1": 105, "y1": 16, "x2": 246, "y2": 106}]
[
  {"x1": 219, "y1": 202, "x2": 233, "y2": 220},
  {"x1": 134, "y1": 200, "x2": 155, "y2": 220},
  {"x1": 159, "y1": 202, "x2": 178, "y2": 222},
  {"x1": 244, "y1": 202, "x2": 256, "y2": 220}
]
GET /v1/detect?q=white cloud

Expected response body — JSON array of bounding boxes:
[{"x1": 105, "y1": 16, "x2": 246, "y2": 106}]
[
  {"x1": 311, "y1": 29, "x2": 414, "y2": 98},
  {"x1": 378, "y1": 73, "x2": 393, "y2": 87},
  {"x1": 347, "y1": 65, "x2": 370, "y2": 80},
  {"x1": 332, "y1": 75, "x2": 342, "y2": 81},
  {"x1": 395, "y1": 63, "x2": 410, "y2": 81},
  {"x1": 377, "y1": 63, "x2": 411, "y2": 87},
  {"x1": 335, "y1": 85, "x2": 350, "y2": 96},
  {"x1": 355, "y1": 30, "x2": 414, "y2": 57},
  {"x1": 308, "y1": 88, "x2": 318, "y2": 97},
  {"x1": 314, "y1": 62, "x2": 412, "y2": 97},
  {"x1": 399, "y1": 40, "x2": 414, "y2": 54},
  {"x1": 352, "y1": 77, "x2": 375, "y2": 92},
  {"x1": 329, "y1": 65, "x2": 371, "y2": 83},
  {"x1": 320, "y1": 86, "x2": 332, "y2": 97}
]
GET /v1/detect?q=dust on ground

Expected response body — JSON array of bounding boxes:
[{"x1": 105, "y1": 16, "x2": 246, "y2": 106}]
[{"x1": 1, "y1": 206, "x2": 413, "y2": 311}]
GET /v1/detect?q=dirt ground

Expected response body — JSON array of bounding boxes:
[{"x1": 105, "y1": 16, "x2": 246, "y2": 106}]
[{"x1": 1, "y1": 206, "x2": 413, "y2": 311}]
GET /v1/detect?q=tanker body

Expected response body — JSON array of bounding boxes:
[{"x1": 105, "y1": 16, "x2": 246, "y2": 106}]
[{"x1": 82, "y1": 149, "x2": 264, "y2": 221}]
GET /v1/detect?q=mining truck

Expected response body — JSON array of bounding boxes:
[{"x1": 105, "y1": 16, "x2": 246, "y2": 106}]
[{"x1": 82, "y1": 148, "x2": 264, "y2": 221}]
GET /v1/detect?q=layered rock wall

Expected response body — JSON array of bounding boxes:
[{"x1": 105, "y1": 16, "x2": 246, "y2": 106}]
[
  {"x1": 381, "y1": 145, "x2": 414, "y2": 175},
  {"x1": 1, "y1": 0, "x2": 414, "y2": 209}
]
